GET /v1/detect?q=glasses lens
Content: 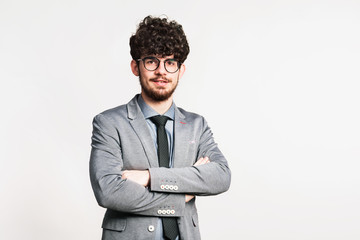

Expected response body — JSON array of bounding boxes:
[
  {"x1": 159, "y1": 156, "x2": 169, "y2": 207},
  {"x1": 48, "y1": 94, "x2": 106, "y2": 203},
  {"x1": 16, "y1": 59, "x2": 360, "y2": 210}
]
[
  {"x1": 165, "y1": 59, "x2": 179, "y2": 73},
  {"x1": 142, "y1": 57, "x2": 179, "y2": 73},
  {"x1": 144, "y1": 58, "x2": 159, "y2": 71}
]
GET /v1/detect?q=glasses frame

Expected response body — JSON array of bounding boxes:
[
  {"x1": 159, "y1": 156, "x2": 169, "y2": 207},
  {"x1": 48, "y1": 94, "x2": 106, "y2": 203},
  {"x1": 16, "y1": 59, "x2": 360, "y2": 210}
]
[{"x1": 137, "y1": 56, "x2": 181, "y2": 73}]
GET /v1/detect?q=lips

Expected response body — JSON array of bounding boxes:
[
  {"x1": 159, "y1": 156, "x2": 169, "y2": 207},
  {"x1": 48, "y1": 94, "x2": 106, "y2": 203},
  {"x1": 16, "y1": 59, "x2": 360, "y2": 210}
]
[{"x1": 151, "y1": 78, "x2": 169, "y2": 87}]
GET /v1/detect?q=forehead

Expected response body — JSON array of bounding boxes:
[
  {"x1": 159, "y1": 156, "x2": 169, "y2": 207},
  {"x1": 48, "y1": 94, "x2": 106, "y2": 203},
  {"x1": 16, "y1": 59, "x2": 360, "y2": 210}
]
[{"x1": 143, "y1": 54, "x2": 175, "y2": 60}]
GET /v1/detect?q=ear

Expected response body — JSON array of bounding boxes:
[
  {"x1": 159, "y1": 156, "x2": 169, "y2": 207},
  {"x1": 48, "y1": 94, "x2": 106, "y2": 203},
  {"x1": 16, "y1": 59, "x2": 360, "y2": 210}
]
[
  {"x1": 131, "y1": 60, "x2": 139, "y2": 76},
  {"x1": 178, "y1": 64, "x2": 186, "y2": 79}
]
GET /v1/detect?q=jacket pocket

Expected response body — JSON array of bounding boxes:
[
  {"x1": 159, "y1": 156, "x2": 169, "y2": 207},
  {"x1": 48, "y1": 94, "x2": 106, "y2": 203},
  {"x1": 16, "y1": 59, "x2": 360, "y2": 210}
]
[{"x1": 102, "y1": 210, "x2": 127, "y2": 232}]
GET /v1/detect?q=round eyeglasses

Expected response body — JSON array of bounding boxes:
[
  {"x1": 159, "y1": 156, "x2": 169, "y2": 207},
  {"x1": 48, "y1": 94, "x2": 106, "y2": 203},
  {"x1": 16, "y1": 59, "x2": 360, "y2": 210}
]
[{"x1": 137, "y1": 57, "x2": 181, "y2": 73}]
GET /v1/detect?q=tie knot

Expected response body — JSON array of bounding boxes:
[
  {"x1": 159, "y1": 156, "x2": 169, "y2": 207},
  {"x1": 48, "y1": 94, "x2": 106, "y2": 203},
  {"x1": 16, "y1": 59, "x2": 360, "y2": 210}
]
[{"x1": 150, "y1": 115, "x2": 169, "y2": 127}]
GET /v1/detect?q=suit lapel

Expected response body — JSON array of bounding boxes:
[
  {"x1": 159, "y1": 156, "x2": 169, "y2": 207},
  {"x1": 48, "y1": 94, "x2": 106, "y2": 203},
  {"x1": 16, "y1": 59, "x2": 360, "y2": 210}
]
[
  {"x1": 127, "y1": 95, "x2": 159, "y2": 168},
  {"x1": 173, "y1": 106, "x2": 190, "y2": 168}
]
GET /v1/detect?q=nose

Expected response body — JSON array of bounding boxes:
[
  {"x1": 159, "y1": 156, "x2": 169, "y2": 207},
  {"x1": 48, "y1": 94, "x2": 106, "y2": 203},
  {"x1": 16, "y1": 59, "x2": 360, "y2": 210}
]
[{"x1": 154, "y1": 61, "x2": 167, "y2": 75}]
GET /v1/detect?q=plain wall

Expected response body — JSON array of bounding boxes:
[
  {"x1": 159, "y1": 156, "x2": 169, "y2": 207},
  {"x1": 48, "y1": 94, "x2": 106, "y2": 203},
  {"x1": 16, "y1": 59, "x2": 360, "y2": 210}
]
[{"x1": 1, "y1": 0, "x2": 359, "y2": 239}]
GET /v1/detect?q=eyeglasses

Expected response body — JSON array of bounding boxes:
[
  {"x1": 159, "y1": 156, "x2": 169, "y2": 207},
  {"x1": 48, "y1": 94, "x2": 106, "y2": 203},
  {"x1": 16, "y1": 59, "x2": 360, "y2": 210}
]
[{"x1": 137, "y1": 57, "x2": 181, "y2": 73}]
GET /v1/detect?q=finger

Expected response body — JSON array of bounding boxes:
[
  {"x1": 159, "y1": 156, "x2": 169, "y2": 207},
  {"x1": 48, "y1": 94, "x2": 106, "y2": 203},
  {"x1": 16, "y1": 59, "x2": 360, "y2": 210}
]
[
  {"x1": 194, "y1": 157, "x2": 210, "y2": 166},
  {"x1": 121, "y1": 170, "x2": 130, "y2": 179},
  {"x1": 199, "y1": 157, "x2": 210, "y2": 165},
  {"x1": 193, "y1": 157, "x2": 204, "y2": 166}
]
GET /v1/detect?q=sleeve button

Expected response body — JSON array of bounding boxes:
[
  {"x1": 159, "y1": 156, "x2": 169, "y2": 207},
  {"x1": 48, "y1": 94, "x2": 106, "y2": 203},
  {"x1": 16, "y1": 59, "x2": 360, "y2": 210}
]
[{"x1": 148, "y1": 225, "x2": 155, "y2": 232}]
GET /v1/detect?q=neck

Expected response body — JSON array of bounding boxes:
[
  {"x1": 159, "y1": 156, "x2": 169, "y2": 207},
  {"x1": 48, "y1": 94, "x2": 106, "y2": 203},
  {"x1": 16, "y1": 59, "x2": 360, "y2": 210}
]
[{"x1": 141, "y1": 92, "x2": 173, "y2": 115}]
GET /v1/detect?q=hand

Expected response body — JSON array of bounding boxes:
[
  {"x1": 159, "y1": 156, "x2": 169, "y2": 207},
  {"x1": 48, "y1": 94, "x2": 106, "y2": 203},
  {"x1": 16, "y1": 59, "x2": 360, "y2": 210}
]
[
  {"x1": 121, "y1": 170, "x2": 150, "y2": 187},
  {"x1": 185, "y1": 194, "x2": 195, "y2": 202},
  {"x1": 193, "y1": 156, "x2": 210, "y2": 166}
]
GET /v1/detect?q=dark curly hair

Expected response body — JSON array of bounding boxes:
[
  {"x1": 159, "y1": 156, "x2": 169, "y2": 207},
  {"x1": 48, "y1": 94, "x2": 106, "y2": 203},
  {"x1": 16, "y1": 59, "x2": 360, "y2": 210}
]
[{"x1": 130, "y1": 15, "x2": 190, "y2": 64}]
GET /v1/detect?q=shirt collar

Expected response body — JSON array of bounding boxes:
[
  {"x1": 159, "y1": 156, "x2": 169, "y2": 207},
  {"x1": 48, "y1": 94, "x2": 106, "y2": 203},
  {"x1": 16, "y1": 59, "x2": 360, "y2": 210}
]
[{"x1": 137, "y1": 94, "x2": 175, "y2": 120}]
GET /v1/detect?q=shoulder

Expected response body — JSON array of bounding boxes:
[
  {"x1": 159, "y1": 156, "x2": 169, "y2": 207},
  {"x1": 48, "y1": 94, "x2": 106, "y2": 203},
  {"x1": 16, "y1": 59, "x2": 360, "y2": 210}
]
[
  {"x1": 92, "y1": 104, "x2": 129, "y2": 128},
  {"x1": 177, "y1": 107, "x2": 203, "y2": 119},
  {"x1": 96, "y1": 104, "x2": 127, "y2": 118},
  {"x1": 93, "y1": 95, "x2": 139, "y2": 123},
  {"x1": 176, "y1": 106, "x2": 207, "y2": 128}
]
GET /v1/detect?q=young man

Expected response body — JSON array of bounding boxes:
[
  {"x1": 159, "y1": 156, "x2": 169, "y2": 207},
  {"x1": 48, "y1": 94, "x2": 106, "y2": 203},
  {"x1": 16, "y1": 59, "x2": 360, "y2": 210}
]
[{"x1": 90, "y1": 16, "x2": 231, "y2": 240}]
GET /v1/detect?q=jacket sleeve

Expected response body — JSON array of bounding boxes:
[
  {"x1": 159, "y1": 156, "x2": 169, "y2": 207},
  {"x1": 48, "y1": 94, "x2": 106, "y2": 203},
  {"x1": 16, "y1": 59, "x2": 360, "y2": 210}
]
[
  {"x1": 89, "y1": 114, "x2": 186, "y2": 217},
  {"x1": 149, "y1": 117, "x2": 231, "y2": 196}
]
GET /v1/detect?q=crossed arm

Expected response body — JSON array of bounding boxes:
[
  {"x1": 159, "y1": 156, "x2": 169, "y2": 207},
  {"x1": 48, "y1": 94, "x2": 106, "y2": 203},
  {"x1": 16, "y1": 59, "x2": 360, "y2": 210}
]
[
  {"x1": 121, "y1": 157, "x2": 211, "y2": 202},
  {"x1": 90, "y1": 113, "x2": 231, "y2": 216}
]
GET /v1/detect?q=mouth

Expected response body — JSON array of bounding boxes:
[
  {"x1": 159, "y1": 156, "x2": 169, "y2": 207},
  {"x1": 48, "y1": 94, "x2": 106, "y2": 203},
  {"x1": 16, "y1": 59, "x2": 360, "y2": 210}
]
[{"x1": 151, "y1": 78, "x2": 170, "y2": 87}]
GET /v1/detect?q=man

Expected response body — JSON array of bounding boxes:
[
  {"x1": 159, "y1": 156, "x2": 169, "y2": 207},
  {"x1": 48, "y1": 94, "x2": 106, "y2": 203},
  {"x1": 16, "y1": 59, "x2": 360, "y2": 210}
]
[{"x1": 90, "y1": 15, "x2": 231, "y2": 240}]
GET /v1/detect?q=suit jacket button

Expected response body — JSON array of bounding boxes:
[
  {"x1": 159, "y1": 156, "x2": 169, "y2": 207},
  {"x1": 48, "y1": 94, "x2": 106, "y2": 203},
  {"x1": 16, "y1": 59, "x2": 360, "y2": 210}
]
[{"x1": 148, "y1": 225, "x2": 155, "y2": 232}]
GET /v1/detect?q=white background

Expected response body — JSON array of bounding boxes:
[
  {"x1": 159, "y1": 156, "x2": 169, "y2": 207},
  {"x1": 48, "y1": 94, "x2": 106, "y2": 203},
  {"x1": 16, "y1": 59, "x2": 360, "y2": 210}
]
[{"x1": 1, "y1": 0, "x2": 359, "y2": 239}]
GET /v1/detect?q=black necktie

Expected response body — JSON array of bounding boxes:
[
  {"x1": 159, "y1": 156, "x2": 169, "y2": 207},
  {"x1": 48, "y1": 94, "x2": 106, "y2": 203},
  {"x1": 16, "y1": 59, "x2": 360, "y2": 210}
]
[{"x1": 150, "y1": 115, "x2": 179, "y2": 240}]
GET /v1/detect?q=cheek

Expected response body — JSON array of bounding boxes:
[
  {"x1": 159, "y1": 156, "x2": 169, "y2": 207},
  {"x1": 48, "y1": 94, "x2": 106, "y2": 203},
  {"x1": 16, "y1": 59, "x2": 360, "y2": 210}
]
[
  {"x1": 139, "y1": 72, "x2": 150, "y2": 82},
  {"x1": 173, "y1": 74, "x2": 180, "y2": 84}
]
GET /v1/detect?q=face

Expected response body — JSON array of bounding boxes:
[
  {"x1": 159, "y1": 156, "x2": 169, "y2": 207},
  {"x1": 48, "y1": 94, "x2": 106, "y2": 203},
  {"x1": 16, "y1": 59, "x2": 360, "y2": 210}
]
[{"x1": 131, "y1": 55, "x2": 185, "y2": 102}]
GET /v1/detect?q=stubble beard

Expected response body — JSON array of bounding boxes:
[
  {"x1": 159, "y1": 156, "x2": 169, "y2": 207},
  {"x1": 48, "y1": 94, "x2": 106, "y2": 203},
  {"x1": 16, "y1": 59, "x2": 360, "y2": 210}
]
[{"x1": 139, "y1": 76, "x2": 178, "y2": 101}]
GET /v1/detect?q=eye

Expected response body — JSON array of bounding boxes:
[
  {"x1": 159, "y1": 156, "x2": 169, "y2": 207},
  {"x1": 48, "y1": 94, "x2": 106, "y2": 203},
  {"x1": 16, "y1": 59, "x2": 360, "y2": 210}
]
[
  {"x1": 145, "y1": 59, "x2": 155, "y2": 65},
  {"x1": 166, "y1": 60, "x2": 177, "y2": 66}
]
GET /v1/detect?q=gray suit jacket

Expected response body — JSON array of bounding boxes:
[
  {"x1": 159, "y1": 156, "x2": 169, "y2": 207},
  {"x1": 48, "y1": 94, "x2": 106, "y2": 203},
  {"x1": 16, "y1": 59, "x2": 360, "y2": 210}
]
[{"x1": 90, "y1": 95, "x2": 231, "y2": 240}]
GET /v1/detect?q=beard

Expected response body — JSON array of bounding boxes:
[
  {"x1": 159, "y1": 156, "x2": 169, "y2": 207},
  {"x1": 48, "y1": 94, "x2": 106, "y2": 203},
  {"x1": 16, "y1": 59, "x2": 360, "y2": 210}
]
[{"x1": 139, "y1": 76, "x2": 178, "y2": 101}]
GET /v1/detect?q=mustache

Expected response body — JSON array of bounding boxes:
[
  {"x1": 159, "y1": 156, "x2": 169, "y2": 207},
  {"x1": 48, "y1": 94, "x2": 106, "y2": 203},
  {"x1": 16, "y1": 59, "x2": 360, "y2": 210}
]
[{"x1": 150, "y1": 77, "x2": 171, "y2": 82}]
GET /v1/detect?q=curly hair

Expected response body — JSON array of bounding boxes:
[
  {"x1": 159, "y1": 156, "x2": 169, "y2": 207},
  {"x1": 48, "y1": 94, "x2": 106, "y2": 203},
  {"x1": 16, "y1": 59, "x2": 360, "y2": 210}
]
[{"x1": 130, "y1": 15, "x2": 190, "y2": 64}]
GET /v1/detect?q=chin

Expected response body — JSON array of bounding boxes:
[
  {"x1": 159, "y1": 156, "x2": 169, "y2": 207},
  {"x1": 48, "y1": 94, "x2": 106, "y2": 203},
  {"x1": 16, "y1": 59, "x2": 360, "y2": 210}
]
[
  {"x1": 140, "y1": 78, "x2": 178, "y2": 102},
  {"x1": 145, "y1": 89, "x2": 174, "y2": 101}
]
